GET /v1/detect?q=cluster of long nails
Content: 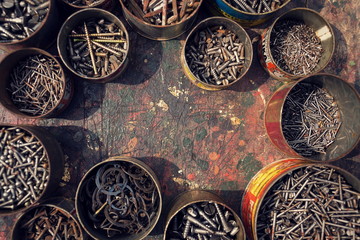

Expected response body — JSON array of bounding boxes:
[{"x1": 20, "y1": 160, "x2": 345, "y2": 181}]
[
  {"x1": 64, "y1": 0, "x2": 102, "y2": 7},
  {"x1": 168, "y1": 201, "x2": 240, "y2": 240},
  {"x1": 8, "y1": 54, "x2": 64, "y2": 117},
  {"x1": 257, "y1": 166, "x2": 360, "y2": 240},
  {"x1": 67, "y1": 18, "x2": 127, "y2": 78},
  {"x1": 0, "y1": 127, "x2": 49, "y2": 210},
  {"x1": 224, "y1": 0, "x2": 285, "y2": 13},
  {"x1": 0, "y1": 0, "x2": 49, "y2": 42},
  {"x1": 270, "y1": 20, "x2": 323, "y2": 76},
  {"x1": 185, "y1": 26, "x2": 245, "y2": 86},
  {"x1": 79, "y1": 162, "x2": 160, "y2": 238},
  {"x1": 125, "y1": 0, "x2": 201, "y2": 25},
  {"x1": 282, "y1": 82, "x2": 341, "y2": 158},
  {"x1": 19, "y1": 206, "x2": 82, "y2": 239}
]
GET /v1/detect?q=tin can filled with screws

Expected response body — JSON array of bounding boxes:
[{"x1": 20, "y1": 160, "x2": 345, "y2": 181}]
[
  {"x1": 57, "y1": 8, "x2": 130, "y2": 83},
  {"x1": 207, "y1": 0, "x2": 292, "y2": 27},
  {"x1": 265, "y1": 74, "x2": 360, "y2": 161},
  {"x1": 259, "y1": 8, "x2": 335, "y2": 81},
  {"x1": 0, "y1": 48, "x2": 73, "y2": 118},
  {"x1": 119, "y1": 0, "x2": 203, "y2": 40},
  {"x1": 164, "y1": 190, "x2": 246, "y2": 240},
  {"x1": 181, "y1": 17, "x2": 252, "y2": 91},
  {"x1": 0, "y1": 125, "x2": 65, "y2": 216},
  {"x1": 75, "y1": 156, "x2": 162, "y2": 240},
  {"x1": 12, "y1": 197, "x2": 84, "y2": 240},
  {"x1": 0, "y1": 0, "x2": 59, "y2": 52},
  {"x1": 241, "y1": 159, "x2": 360, "y2": 240}
]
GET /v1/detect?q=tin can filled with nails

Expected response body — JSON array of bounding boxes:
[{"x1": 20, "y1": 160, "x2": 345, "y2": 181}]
[
  {"x1": 0, "y1": 125, "x2": 65, "y2": 216},
  {"x1": 241, "y1": 159, "x2": 360, "y2": 240},
  {"x1": 181, "y1": 17, "x2": 252, "y2": 91},
  {"x1": 75, "y1": 156, "x2": 162, "y2": 240},
  {"x1": 11, "y1": 197, "x2": 84, "y2": 240},
  {"x1": 258, "y1": 8, "x2": 335, "y2": 81},
  {"x1": 265, "y1": 74, "x2": 360, "y2": 161},
  {"x1": 0, "y1": 48, "x2": 73, "y2": 118},
  {"x1": 164, "y1": 190, "x2": 246, "y2": 240},
  {"x1": 207, "y1": 0, "x2": 292, "y2": 27},
  {"x1": 57, "y1": 8, "x2": 130, "y2": 83},
  {"x1": 119, "y1": 0, "x2": 203, "y2": 40}
]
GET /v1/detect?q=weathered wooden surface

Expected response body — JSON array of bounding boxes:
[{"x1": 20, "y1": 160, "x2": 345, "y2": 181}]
[{"x1": 0, "y1": 0, "x2": 359, "y2": 239}]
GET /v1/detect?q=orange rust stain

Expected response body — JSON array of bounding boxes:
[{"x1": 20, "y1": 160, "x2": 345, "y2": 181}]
[
  {"x1": 209, "y1": 152, "x2": 220, "y2": 161},
  {"x1": 211, "y1": 126, "x2": 220, "y2": 132},
  {"x1": 213, "y1": 165, "x2": 220, "y2": 175},
  {"x1": 238, "y1": 140, "x2": 246, "y2": 146},
  {"x1": 125, "y1": 137, "x2": 138, "y2": 153},
  {"x1": 187, "y1": 173, "x2": 196, "y2": 181}
]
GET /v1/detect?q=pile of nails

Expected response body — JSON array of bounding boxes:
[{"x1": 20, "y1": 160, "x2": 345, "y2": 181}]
[
  {"x1": 224, "y1": 0, "x2": 286, "y2": 13},
  {"x1": 64, "y1": 0, "x2": 103, "y2": 7},
  {"x1": 167, "y1": 201, "x2": 240, "y2": 240},
  {"x1": 78, "y1": 162, "x2": 160, "y2": 237},
  {"x1": 270, "y1": 20, "x2": 323, "y2": 76},
  {"x1": 282, "y1": 82, "x2": 341, "y2": 158},
  {"x1": 0, "y1": 0, "x2": 49, "y2": 42},
  {"x1": 18, "y1": 205, "x2": 82, "y2": 239},
  {"x1": 8, "y1": 54, "x2": 64, "y2": 117},
  {"x1": 257, "y1": 165, "x2": 360, "y2": 240},
  {"x1": 66, "y1": 18, "x2": 127, "y2": 78},
  {"x1": 0, "y1": 126, "x2": 49, "y2": 211},
  {"x1": 124, "y1": 0, "x2": 201, "y2": 25},
  {"x1": 185, "y1": 25, "x2": 245, "y2": 86}
]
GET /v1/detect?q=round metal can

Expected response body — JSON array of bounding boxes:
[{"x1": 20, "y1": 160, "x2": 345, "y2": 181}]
[
  {"x1": 265, "y1": 74, "x2": 360, "y2": 161},
  {"x1": 75, "y1": 155, "x2": 162, "y2": 240},
  {"x1": 0, "y1": 48, "x2": 73, "y2": 118},
  {"x1": 164, "y1": 190, "x2": 246, "y2": 240},
  {"x1": 258, "y1": 8, "x2": 335, "y2": 81},
  {"x1": 241, "y1": 158, "x2": 360, "y2": 240},
  {"x1": 181, "y1": 17, "x2": 253, "y2": 91}
]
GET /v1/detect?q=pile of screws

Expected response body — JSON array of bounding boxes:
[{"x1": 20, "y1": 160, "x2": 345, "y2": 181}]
[
  {"x1": 18, "y1": 205, "x2": 82, "y2": 239},
  {"x1": 66, "y1": 18, "x2": 127, "y2": 78},
  {"x1": 7, "y1": 54, "x2": 64, "y2": 117},
  {"x1": 282, "y1": 82, "x2": 341, "y2": 158},
  {"x1": 167, "y1": 201, "x2": 240, "y2": 240},
  {"x1": 78, "y1": 161, "x2": 160, "y2": 238},
  {"x1": 64, "y1": 0, "x2": 103, "y2": 7},
  {"x1": 224, "y1": 0, "x2": 286, "y2": 13},
  {"x1": 0, "y1": 0, "x2": 49, "y2": 42},
  {"x1": 124, "y1": 0, "x2": 201, "y2": 25},
  {"x1": 0, "y1": 126, "x2": 49, "y2": 211},
  {"x1": 185, "y1": 26, "x2": 245, "y2": 86},
  {"x1": 257, "y1": 165, "x2": 360, "y2": 240},
  {"x1": 270, "y1": 20, "x2": 323, "y2": 76}
]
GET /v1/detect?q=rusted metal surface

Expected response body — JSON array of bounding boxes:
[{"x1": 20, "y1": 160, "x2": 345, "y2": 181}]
[{"x1": 0, "y1": 0, "x2": 359, "y2": 239}]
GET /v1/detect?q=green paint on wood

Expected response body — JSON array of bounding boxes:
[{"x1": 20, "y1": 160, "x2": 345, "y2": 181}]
[
  {"x1": 242, "y1": 92, "x2": 255, "y2": 107},
  {"x1": 183, "y1": 137, "x2": 193, "y2": 148},
  {"x1": 349, "y1": 61, "x2": 356, "y2": 66},
  {"x1": 193, "y1": 112, "x2": 207, "y2": 124},
  {"x1": 196, "y1": 127, "x2": 207, "y2": 141},
  {"x1": 236, "y1": 153, "x2": 262, "y2": 181},
  {"x1": 196, "y1": 159, "x2": 209, "y2": 170},
  {"x1": 219, "y1": 181, "x2": 239, "y2": 190}
]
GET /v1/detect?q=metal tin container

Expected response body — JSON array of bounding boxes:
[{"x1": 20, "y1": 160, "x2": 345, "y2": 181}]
[
  {"x1": 181, "y1": 17, "x2": 253, "y2": 91},
  {"x1": 164, "y1": 190, "x2": 246, "y2": 240},
  {"x1": 57, "y1": 8, "x2": 130, "y2": 83},
  {"x1": 265, "y1": 74, "x2": 360, "y2": 161},
  {"x1": 0, "y1": 124, "x2": 65, "y2": 216},
  {"x1": 75, "y1": 156, "x2": 162, "y2": 240},
  {"x1": 0, "y1": 48, "x2": 73, "y2": 118},
  {"x1": 11, "y1": 197, "x2": 84, "y2": 240},
  {"x1": 208, "y1": 0, "x2": 292, "y2": 27},
  {"x1": 119, "y1": 0, "x2": 203, "y2": 40},
  {"x1": 241, "y1": 158, "x2": 360, "y2": 240},
  {"x1": 258, "y1": 8, "x2": 335, "y2": 81}
]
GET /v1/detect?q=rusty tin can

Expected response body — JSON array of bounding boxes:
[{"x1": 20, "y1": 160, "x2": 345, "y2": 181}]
[
  {"x1": 181, "y1": 17, "x2": 253, "y2": 91},
  {"x1": 0, "y1": 48, "x2": 73, "y2": 118},
  {"x1": 241, "y1": 158, "x2": 360, "y2": 240},
  {"x1": 119, "y1": 0, "x2": 203, "y2": 40},
  {"x1": 164, "y1": 190, "x2": 246, "y2": 240},
  {"x1": 265, "y1": 74, "x2": 360, "y2": 161},
  {"x1": 258, "y1": 8, "x2": 335, "y2": 81},
  {"x1": 0, "y1": 124, "x2": 65, "y2": 216}
]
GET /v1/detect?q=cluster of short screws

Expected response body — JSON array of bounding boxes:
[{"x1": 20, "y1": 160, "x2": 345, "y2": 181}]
[
  {"x1": 64, "y1": 0, "x2": 102, "y2": 7},
  {"x1": 224, "y1": 0, "x2": 286, "y2": 13},
  {"x1": 282, "y1": 82, "x2": 341, "y2": 158},
  {"x1": 257, "y1": 165, "x2": 360, "y2": 240},
  {"x1": 270, "y1": 19, "x2": 323, "y2": 76},
  {"x1": 66, "y1": 18, "x2": 127, "y2": 78},
  {"x1": 185, "y1": 25, "x2": 245, "y2": 86},
  {"x1": 0, "y1": 126, "x2": 49, "y2": 210},
  {"x1": 168, "y1": 201, "x2": 240, "y2": 240}
]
